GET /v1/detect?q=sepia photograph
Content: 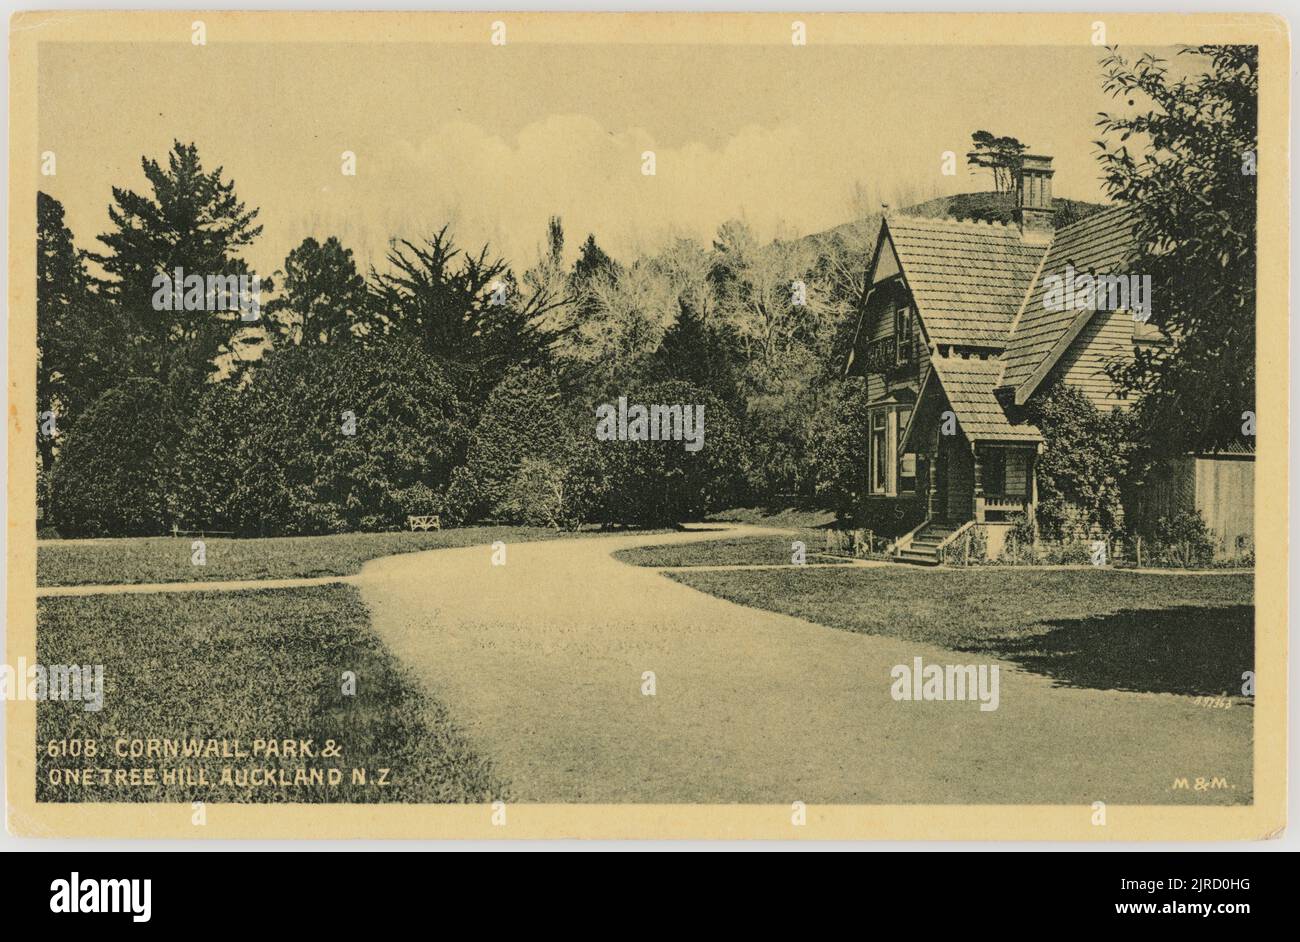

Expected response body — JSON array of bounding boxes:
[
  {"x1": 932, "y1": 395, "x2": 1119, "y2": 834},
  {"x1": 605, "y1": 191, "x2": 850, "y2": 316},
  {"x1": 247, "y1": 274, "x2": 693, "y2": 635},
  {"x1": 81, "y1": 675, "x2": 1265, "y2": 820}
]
[{"x1": 3, "y1": 8, "x2": 1289, "y2": 869}]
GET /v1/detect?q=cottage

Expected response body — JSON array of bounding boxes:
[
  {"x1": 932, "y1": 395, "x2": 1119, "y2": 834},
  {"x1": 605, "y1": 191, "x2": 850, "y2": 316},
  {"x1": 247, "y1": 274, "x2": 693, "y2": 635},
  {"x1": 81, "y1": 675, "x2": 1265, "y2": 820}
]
[{"x1": 845, "y1": 154, "x2": 1253, "y2": 563}]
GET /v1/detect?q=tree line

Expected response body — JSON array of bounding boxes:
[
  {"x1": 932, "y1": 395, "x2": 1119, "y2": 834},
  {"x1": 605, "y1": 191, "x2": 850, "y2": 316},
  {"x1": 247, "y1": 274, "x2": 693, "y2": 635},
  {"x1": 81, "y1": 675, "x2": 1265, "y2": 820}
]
[{"x1": 37, "y1": 142, "x2": 874, "y2": 536}]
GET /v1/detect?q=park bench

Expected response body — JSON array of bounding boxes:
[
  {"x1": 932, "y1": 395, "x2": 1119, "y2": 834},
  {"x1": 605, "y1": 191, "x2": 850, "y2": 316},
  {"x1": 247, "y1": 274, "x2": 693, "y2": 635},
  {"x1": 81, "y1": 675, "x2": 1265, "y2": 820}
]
[
  {"x1": 171, "y1": 524, "x2": 235, "y2": 538},
  {"x1": 407, "y1": 514, "x2": 441, "y2": 532}
]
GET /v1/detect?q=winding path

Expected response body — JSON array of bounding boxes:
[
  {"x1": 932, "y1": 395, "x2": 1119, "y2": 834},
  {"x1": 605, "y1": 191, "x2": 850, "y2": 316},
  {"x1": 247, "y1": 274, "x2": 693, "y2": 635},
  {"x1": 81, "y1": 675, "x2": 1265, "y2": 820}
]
[{"x1": 357, "y1": 526, "x2": 1252, "y2": 805}]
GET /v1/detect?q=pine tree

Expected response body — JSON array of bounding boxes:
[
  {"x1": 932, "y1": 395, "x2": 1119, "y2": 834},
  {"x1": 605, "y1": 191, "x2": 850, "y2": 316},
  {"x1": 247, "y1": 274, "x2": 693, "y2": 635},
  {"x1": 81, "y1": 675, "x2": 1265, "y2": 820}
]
[{"x1": 91, "y1": 141, "x2": 263, "y2": 386}]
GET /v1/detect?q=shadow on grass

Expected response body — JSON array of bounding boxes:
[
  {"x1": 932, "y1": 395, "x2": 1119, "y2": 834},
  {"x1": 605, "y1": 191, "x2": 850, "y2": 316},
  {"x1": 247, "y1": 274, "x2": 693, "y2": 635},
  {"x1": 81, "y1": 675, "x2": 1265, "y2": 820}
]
[{"x1": 956, "y1": 605, "x2": 1254, "y2": 698}]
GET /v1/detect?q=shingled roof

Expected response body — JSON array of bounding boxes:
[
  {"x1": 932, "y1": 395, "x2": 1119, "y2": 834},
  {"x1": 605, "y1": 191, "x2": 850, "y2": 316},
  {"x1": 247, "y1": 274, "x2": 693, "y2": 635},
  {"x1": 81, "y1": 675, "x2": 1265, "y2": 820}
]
[
  {"x1": 928, "y1": 355, "x2": 1042, "y2": 443},
  {"x1": 885, "y1": 214, "x2": 1047, "y2": 348},
  {"x1": 999, "y1": 204, "x2": 1137, "y2": 394}
]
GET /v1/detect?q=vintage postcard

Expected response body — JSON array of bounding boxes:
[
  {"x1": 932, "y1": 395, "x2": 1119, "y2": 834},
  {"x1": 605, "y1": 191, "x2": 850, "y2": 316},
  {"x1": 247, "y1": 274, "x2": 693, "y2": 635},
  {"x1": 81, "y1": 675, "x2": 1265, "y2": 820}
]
[{"x1": 6, "y1": 11, "x2": 1288, "y2": 840}]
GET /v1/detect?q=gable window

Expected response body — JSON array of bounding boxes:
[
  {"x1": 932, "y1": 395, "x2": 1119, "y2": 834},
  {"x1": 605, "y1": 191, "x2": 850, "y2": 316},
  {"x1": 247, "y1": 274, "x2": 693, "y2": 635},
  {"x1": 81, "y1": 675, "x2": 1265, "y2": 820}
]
[{"x1": 894, "y1": 304, "x2": 914, "y2": 364}]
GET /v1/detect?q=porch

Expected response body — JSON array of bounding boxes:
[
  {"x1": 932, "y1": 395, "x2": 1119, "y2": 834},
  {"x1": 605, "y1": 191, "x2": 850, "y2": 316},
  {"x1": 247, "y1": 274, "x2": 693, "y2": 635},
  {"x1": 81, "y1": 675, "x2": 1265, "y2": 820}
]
[
  {"x1": 892, "y1": 355, "x2": 1044, "y2": 563},
  {"x1": 895, "y1": 437, "x2": 1038, "y2": 564},
  {"x1": 920, "y1": 431, "x2": 1037, "y2": 526}
]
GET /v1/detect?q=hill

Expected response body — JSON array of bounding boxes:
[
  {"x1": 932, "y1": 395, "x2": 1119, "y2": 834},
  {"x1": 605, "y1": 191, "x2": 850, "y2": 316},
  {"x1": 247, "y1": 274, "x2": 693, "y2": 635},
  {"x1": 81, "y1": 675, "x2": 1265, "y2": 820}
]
[{"x1": 795, "y1": 191, "x2": 1112, "y2": 289}]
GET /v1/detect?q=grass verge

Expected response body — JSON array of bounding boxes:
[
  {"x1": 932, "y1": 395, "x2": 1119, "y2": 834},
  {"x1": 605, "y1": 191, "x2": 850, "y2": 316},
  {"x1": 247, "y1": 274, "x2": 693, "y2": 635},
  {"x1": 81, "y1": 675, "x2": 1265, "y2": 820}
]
[
  {"x1": 38, "y1": 526, "x2": 566, "y2": 587},
  {"x1": 614, "y1": 535, "x2": 843, "y2": 568},
  {"x1": 36, "y1": 585, "x2": 505, "y2": 802},
  {"x1": 669, "y1": 567, "x2": 1253, "y2": 698}
]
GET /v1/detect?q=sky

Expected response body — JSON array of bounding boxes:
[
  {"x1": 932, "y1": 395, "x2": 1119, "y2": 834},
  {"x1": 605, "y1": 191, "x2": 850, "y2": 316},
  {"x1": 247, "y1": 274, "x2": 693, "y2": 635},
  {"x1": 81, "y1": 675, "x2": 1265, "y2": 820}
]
[{"x1": 37, "y1": 40, "x2": 1187, "y2": 278}]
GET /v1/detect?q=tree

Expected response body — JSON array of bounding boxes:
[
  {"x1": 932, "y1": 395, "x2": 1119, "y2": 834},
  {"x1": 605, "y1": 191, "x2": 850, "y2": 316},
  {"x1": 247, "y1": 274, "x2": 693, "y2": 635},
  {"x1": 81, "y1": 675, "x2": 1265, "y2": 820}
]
[
  {"x1": 966, "y1": 130, "x2": 1028, "y2": 194},
  {"x1": 92, "y1": 139, "x2": 263, "y2": 384},
  {"x1": 570, "y1": 233, "x2": 618, "y2": 289},
  {"x1": 169, "y1": 381, "x2": 247, "y2": 532},
  {"x1": 709, "y1": 221, "x2": 835, "y2": 368},
  {"x1": 443, "y1": 367, "x2": 574, "y2": 525},
  {"x1": 91, "y1": 141, "x2": 264, "y2": 386},
  {"x1": 650, "y1": 298, "x2": 741, "y2": 404},
  {"x1": 1096, "y1": 45, "x2": 1257, "y2": 454},
  {"x1": 575, "y1": 259, "x2": 679, "y2": 388},
  {"x1": 50, "y1": 378, "x2": 181, "y2": 536},
  {"x1": 265, "y1": 236, "x2": 369, "y2": 347},
  {"x1": 368, "y1": 227, "x2": 564, "y2": 403},
  {"x1": 173, "y1": 340, "x2": 467, "y2": 535},
  {"x1": 808, "y1": 380, "x2": 872, "y2": 517},
  {"x1": 589, "y1": 380, "x2": 747, "y2": 527},
  {"x1": 521, "y1": 216, "x2": 579, "y2": 343},
  {"x1": 36, "y1": 193, "x2": 129, "y2": 477}
]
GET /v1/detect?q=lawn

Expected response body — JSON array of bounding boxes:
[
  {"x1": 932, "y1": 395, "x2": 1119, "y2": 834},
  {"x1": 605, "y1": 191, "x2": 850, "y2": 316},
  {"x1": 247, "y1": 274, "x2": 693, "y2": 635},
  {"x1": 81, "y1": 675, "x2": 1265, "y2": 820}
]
[
  {"x1": 669, "y1": 567, "x2": 1254, "y2": 698},
  {"x1": 704, "y1": 505, "x2": 838, "y2": 529},
  {"x1": 614, "y1": 534, "x2": 843, "y2": 568},
  {"x1": 37, "y1": 526, "x2": 567, "y2": 586},
  {"x1": 36, "y1": 585, "x2": 506, "y2": 803}
]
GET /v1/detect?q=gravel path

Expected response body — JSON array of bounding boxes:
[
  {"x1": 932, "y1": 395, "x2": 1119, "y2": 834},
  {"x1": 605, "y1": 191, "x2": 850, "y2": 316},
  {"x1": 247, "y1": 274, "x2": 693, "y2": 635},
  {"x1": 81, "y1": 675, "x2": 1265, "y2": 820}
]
[{"x1": 356, "y1": 525, "x2": 1252, "y2": 805}]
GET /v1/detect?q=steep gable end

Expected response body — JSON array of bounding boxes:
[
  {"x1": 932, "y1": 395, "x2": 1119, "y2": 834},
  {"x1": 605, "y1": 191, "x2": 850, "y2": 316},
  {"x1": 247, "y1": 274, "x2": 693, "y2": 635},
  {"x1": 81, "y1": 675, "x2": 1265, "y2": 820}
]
[
  {"x1": 886, "y1": 214, "x2": 1047, "y2": 348},
  {"x1": 929, "y1": 355, "x2": 1043, "y2": 443}
]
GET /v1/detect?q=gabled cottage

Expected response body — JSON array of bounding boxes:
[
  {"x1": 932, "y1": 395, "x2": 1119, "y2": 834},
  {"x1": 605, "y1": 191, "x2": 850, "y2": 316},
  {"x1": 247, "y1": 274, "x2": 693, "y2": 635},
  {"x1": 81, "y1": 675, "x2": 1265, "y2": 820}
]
[{"x1": 845, "y1": 154, "x2": 1252, "y2": 563}]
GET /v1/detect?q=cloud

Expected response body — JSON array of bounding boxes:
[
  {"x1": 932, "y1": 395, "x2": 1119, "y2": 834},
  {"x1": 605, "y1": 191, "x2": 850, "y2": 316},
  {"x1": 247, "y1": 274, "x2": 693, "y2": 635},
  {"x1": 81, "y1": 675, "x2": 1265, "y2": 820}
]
[{"x1": 275, "y1": 113, "x2": 860, "y2": 274}]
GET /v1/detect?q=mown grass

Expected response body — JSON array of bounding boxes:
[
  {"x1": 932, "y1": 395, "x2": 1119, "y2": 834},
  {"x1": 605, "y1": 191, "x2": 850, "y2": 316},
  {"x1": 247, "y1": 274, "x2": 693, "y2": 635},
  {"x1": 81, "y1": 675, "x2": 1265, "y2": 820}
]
[
  {"x1": 36, "y1": 586, "x2": 505, "y2": 803},
  {"x1": 705, "y1": 505, "x2": 838, "y2": 529},
  {"x1": 37, "y1": 526, "x2": 566, "y2": 587},
  {"x1": 669, "y1": 567, "x2": 1254, "y2": 698},
  {"x1": 614, "y1": 534, "x2": 844, "y2": 568}
]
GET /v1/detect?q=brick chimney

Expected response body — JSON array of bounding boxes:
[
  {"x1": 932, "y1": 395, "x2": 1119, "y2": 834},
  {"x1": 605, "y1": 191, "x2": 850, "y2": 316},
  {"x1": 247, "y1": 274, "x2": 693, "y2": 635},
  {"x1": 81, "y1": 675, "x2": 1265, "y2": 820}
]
[{"x1": 1016, "y1": 153, "x2": 1054, "y2": 243}]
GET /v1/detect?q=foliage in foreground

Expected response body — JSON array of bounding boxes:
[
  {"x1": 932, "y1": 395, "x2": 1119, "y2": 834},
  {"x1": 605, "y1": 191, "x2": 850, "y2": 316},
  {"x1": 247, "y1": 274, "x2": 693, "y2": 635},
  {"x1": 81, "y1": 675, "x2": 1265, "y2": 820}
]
[{"x1": 1097, "y1": 45, "x2": 1257, "y2": 456}]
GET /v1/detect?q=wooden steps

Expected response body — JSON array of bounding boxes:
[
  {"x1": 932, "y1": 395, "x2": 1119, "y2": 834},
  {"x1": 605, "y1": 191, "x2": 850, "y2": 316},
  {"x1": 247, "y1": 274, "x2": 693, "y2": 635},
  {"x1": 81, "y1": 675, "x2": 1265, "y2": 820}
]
[{"x1": 895, "y1": 519, "x2": 967, "y2": 566}]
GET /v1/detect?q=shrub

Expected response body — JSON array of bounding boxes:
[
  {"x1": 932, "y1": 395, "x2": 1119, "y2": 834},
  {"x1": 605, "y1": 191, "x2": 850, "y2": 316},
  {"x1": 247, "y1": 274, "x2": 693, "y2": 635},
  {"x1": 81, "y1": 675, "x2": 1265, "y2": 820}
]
[
  {"x1": 808, "y1": 380, "x2": 871, "y2": 516},
  {"x1": 496, "y1": 457, "x2": 583, "y2": 530},
  {"x1": 1026, "y1": 381, "x2": 1136, "y2": 541},
  {"x1": 1154, "y1": 511, "x2": 1217, "y2": 568},
  {"x1": 592, "y1": 380, "x2": 747, "y2": 527},
  {"x1": 1008, "y1": 511, "x2": 1036, "y2": 547},
  {"x1": 171, "y1": 381, "x2": 247, "y2": 532},
  {"x1": 172, "y1": 340, "x2": 466, "y2": 536}
]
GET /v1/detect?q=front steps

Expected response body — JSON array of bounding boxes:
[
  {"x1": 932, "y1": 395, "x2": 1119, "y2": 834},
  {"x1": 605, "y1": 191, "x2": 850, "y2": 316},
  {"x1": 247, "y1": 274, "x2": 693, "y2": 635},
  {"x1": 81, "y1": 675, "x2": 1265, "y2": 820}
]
[{"x1": 896, "y1": 519, "x2": 965, "y2": 566}]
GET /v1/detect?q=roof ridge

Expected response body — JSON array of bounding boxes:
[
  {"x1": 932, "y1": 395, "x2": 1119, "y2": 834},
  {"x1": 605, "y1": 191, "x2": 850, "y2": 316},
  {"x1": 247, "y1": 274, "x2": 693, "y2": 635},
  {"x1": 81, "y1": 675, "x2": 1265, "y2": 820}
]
[
  {"x1": 1005, "y1": 235, "x2": 1054, "y2": 343},
  {"x1": 893, "y1": 212, "x2": 1015, "y2": 231}
]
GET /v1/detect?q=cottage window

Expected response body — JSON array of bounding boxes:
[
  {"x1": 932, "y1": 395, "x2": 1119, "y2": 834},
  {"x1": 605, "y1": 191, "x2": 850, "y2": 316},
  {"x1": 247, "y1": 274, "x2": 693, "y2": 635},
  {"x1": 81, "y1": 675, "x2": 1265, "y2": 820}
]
[
  {"x1": 1005, "y1": 450, "x2": 1029, "y2": 496},
  {"x1": 898, "y1": 408, "x2": 916, "y2": 493},
  {"x1": 982, "y1": 449, "x2": 1007, "y2": 495},
  {"x1": 870, "y1": 410, "x2": 888, "y2": 494},
  {"x1": 870, "y1": 406, "x2": 916, "y2": 497},
  {"x1": 894, "y1": 304, "x2": 914, "y2": 364}
]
